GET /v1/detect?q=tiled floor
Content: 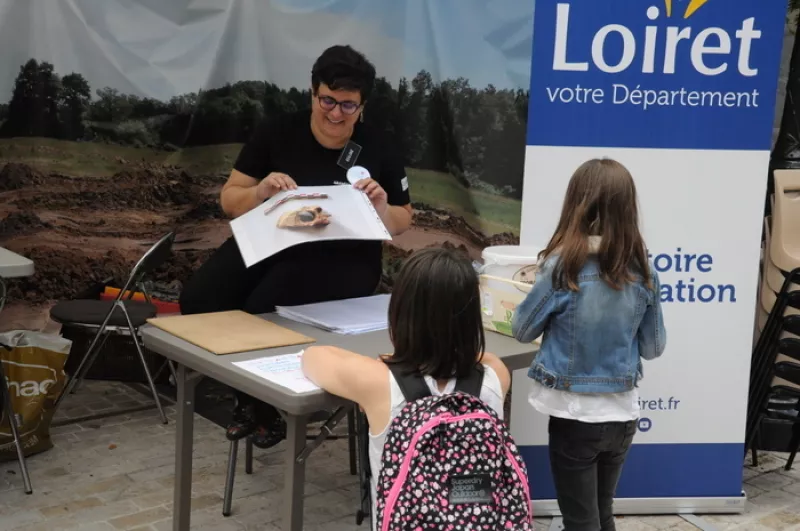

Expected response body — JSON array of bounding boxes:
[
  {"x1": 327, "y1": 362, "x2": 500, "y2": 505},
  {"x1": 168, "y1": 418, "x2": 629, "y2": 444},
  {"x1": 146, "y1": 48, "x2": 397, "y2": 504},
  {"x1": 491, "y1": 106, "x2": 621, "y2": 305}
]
[{"x1": 1, "y1": 381, "x2": 799, "y2": 530}]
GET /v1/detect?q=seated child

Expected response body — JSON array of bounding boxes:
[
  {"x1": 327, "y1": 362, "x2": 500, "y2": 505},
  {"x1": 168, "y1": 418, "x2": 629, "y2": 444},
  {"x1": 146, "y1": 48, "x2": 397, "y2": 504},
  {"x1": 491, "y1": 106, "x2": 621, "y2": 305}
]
[{"x1": 302, "y1": 248, "x2": 532, "y2": 530}]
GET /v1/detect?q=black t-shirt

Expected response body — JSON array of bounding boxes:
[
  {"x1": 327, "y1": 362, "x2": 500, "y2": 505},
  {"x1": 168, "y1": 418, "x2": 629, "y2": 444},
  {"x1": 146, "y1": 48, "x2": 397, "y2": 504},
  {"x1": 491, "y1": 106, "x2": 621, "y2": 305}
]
[{"x1": 233, "y1": 110, "x2": 411, "y2": 275}]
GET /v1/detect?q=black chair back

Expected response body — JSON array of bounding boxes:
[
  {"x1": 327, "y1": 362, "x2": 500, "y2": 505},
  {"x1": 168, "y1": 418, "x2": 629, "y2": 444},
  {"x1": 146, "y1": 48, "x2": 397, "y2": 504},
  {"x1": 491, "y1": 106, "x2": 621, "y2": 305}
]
[{"x1": 117, "y1": 232, "x2": 176, "y2": 300}]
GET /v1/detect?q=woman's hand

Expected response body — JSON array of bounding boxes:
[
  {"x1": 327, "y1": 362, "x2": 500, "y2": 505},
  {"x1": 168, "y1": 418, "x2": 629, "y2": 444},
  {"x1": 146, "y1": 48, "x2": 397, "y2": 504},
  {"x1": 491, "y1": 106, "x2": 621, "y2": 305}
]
[
  {"x1": 354, "y1": 178, "x2": 388, "y2": 216},
  {"x1": 257, "y1": 172, "x2": 297, "y2": 201}
]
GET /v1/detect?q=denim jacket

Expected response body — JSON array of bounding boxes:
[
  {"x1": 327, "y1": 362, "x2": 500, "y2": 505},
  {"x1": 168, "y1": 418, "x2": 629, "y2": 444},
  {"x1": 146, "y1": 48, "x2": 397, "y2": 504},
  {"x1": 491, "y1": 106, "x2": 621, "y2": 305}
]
[{"x1": 511, "y1": 240, "x2": 666, "y2": 393}]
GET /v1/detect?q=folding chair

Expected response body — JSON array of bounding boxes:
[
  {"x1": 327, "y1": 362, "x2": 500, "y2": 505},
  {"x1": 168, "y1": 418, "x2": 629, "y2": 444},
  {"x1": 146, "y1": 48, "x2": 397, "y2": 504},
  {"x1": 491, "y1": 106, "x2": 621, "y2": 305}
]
[
  {"x1": 746, "y1": 267, "x2": 800, "y2": 463},
  {"x1": 221, "y1": 406, "x2": 359, "y2": 517},
  {"x1": 51, "y1": 232, "x2": 176, "y2": 424},
  {"x1": 749, "y1": 355, "x2": 800, "y2": 470}
]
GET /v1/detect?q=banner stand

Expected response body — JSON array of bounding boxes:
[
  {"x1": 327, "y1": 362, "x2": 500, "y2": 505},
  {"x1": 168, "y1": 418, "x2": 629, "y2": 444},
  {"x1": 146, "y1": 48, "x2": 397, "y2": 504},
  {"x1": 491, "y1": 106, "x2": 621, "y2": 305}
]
[
  {"x1": 514, "y1": 0, "x2": 786, "y2": 515},
  {"x1": 532, "y1": 495, "x2": 746, "y2": 517}
]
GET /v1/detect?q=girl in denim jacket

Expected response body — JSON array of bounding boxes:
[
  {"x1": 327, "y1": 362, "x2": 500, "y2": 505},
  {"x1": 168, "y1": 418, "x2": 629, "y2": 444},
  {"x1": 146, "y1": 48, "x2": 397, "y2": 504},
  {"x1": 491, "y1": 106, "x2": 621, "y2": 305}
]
[{"x1": 512, "y1": 158, "x2": 666, "y2": 531}]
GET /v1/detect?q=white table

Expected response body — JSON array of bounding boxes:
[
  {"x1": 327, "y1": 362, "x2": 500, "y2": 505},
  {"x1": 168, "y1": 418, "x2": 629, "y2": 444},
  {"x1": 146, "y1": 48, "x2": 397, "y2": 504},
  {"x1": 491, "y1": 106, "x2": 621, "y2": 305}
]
[
  {"x1": 0, "y1": 247, "x2": 34, "y2": 279},
  {"x1": 0, "y1": 246, "x2": 35, "y2": 493}
]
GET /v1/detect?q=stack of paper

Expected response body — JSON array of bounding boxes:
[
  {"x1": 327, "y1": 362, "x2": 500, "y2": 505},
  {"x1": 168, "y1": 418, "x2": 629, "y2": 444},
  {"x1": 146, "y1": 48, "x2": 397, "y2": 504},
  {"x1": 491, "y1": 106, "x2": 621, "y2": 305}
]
[{"x1": 275, "y1": 294, "x2": 390, "y2": 335}]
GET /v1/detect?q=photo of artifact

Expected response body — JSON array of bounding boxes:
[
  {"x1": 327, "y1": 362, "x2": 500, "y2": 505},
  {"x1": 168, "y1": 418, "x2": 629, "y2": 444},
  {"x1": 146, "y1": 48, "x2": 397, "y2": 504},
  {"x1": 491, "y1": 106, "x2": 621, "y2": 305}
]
[{"x1": 276, "y1": 206, "x2": 331, "y2": 229}]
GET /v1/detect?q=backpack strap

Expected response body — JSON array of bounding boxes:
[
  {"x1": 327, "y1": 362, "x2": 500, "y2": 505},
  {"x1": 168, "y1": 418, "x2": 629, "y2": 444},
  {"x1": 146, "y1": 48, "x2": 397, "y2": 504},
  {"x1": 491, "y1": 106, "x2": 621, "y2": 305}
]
[
  {"x1": 387, "y1": 364, "x2": 432, "y2": 403},
  {"x1": 454, "y1": 364, "x2": 485, "y2": 398},
  {"x1": 387, "y1": 362, "x2": 486, "y2": 402}
]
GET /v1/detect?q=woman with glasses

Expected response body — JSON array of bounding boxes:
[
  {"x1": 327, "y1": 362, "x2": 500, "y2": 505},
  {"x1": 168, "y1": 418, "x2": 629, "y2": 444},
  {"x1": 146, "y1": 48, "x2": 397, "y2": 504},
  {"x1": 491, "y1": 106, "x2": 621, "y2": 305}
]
[{"x1": 179, "y1": 45, "x2": 413, "y2": 448}]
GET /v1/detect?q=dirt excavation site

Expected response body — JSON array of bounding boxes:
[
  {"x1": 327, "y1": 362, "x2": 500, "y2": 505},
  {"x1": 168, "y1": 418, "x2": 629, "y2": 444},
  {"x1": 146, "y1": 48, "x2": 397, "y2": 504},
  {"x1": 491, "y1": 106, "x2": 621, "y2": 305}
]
[{"x1": 0, "y1": 161, "x2": 517, "y2": 330}]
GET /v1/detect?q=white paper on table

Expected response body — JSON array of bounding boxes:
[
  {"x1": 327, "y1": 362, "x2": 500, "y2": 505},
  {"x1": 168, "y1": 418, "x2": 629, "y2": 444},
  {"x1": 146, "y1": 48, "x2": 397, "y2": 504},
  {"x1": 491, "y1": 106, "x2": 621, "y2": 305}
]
[
  {"x1": 275, "y1": 294, "x2": 390, "y2": 335},
  {"x1": 232, "y1": 351, "x2": 320, "y2": 394},
  {"x1": 230, "y1": 185, "x2": 392, "y2": 268}
]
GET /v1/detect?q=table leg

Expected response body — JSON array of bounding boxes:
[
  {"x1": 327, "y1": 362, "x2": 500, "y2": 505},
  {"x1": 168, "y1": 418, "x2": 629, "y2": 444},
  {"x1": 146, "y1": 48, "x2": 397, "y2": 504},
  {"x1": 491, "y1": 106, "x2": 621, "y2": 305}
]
[
  {"x1": 284, "y1": 414, "x2": 308, "y2": 531},
  {"x1": 174, "y1": 363, "x2": 200, "y2": 531},
  {"x1": 245, "y1": 437, "x2": 253, "y2": 475},
  {"x1": 0, "y1": 363, "x2": 32, "y2": 494}
]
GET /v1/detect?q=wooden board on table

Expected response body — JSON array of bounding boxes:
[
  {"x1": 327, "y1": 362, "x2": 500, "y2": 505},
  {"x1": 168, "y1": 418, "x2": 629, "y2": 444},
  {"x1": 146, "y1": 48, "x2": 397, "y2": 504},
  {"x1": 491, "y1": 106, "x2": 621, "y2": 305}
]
[{"x1": 146, "y1": 310, "x2": 315, "y2": 355}]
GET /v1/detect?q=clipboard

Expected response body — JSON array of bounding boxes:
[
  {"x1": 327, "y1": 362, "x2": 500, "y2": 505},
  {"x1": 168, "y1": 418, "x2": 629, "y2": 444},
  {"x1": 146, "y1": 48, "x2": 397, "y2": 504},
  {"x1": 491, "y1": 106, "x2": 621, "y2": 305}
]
[{"x1": 146, "y1": 310, "x2": 316, "y2": 355}]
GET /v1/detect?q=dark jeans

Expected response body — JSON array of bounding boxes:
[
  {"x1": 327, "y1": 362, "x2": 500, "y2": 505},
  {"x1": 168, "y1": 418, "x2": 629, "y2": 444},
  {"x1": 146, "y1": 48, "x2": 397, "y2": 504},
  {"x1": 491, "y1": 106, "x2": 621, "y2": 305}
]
[
  {"x1": 179, "y1": 236, "x2": 381, "y2": 424},
  {"x1": 549, "y1": 416, "x2": 637, "y2": 531}
]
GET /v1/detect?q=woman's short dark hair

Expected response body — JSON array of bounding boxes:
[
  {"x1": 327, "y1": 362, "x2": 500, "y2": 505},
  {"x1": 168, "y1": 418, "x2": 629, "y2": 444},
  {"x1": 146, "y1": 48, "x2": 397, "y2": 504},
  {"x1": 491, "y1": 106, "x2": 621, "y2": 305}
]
[
  {"x1": 311, "y1": 45, "x2": 376, "y2": 102},
  {"x1": 385, "y1": 248, "x2": 486, "y2": 380}
]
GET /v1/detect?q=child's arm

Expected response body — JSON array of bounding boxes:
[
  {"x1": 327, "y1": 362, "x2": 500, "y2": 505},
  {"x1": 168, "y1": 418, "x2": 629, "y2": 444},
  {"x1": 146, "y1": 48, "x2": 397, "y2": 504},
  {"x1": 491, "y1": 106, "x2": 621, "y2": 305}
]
[
  {"x1": 638, "y1": 271, "x2": 667, "y2": 360},
  {"x1": 302, "y1": 345, "x2": 386, "y2": 404},
  {"x1": 511, "y1": 261, "x2": 564, "y2": 343},
  {"x1": 480, "y1": 351, "x2": 511, "y2": 396}
]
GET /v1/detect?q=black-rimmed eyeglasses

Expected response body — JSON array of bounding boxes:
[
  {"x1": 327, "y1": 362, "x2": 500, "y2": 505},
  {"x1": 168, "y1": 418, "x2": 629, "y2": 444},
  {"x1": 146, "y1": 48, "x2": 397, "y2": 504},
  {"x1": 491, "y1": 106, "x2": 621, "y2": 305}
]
[{"x1": 317, "y1": 95, "x2": 361, "y2": 115}]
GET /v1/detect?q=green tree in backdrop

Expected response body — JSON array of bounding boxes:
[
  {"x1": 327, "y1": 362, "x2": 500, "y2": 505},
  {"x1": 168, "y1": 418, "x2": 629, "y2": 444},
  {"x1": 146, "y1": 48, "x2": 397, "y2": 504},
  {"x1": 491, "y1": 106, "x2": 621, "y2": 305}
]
[{"x1": 0, "y1": 59, "x2": 529, "y2": 198}]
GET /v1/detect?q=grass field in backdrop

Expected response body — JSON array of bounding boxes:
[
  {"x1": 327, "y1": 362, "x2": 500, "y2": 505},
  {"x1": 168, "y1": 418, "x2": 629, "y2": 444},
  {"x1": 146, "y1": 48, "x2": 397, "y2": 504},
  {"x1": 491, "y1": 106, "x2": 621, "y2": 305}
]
[{"x1": 0, "y1": 137, "x2": 521, "y2": 236}]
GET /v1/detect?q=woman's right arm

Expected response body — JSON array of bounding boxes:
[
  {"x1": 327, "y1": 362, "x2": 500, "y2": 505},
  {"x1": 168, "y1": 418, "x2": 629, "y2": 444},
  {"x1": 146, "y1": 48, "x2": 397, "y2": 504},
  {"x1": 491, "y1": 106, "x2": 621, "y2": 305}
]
[
  {"x1": 222, "y1": 117, "x2": 271, "y2": 218},
  {"x1": 221, "y1": 170, "x2": 298, "y2": 218},
  {"x1": 220, "y1": 170, "x2": 261, "y2": 218},
  {"x1": 220, "y1": 117, "x2": 294, "y2": 218}
]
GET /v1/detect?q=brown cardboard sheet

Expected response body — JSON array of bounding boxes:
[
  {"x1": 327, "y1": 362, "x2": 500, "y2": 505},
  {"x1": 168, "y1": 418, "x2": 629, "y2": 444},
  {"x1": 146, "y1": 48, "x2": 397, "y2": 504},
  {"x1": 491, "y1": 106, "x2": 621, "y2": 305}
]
[{"x1": 146, "y1": 310, "x2": 315, "y2": 355}]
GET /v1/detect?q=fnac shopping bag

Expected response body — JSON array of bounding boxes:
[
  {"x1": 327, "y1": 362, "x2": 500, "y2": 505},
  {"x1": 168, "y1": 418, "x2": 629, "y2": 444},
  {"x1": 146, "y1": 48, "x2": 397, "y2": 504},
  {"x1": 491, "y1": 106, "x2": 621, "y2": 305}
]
[{"x1": 0, "y1": 330, "x2": 71, "y2": 461}]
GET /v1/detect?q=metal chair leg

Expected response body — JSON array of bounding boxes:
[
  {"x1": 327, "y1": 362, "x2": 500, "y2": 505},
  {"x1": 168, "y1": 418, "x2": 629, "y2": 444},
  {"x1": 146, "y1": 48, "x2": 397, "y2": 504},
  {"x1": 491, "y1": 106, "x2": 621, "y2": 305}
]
[
  {"x1": 55, "y1": 322, "x2": 112, "y2": 408},
  {"x1": 348, "y1": 407, "x2": 357, "y2": 475},
  {"x1": 168, "y1": 360, "x2": 178, "y2": 383},
  {"x1": 151, "y1": 359, "x2": 168, "y2": 382},
  {"x1": 129, "y1": 332, "x2": 168, "y2": 425},
  {"x1": 786, "y1": 423, "x2": 800, "y2": 471},
  {"x1": 120, "y1": 305, "x2": 167, "y2": 424},
  {"x1": 355, "y1": 410, "x2": 371, "y2": 527},
  {"x1": 0, "y1": 364, "x2": 32, "y2": 494},
  {"x1": 751, "y1": 424, "x2": 761, "y2": 467},
  {"x1": 245, "y1": 437, "x2": 253, "y2": 475},
  {"x1": 151, "y1": 359, "x2": 179, "y2": 385},
  {"x1": 223, "y1": 440, "x2": 239, "y2": 517}
]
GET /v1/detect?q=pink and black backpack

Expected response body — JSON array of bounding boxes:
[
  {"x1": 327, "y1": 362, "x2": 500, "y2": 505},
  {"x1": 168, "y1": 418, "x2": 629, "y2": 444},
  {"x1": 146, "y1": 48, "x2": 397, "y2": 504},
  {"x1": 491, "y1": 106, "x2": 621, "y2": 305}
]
[{"x1": 373, "y1": 364, "x2": 533, "y2": 531}]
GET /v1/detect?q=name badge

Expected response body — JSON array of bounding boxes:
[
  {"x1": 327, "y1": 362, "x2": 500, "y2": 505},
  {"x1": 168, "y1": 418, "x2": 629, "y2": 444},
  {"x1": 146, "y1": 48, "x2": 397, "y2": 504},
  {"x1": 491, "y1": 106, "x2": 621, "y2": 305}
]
[{"x1": 337, "y1": 140, "x2": 362, "y2": 170}]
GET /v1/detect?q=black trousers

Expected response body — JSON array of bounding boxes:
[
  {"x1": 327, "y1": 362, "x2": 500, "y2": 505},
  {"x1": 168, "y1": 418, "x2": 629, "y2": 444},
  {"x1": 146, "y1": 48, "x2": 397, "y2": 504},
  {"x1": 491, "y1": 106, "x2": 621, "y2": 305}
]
[
  {"x1": 179, "y1": 237, "x2": 381, "y2": 315},
  {"x1": 548, "y1": 416, "x2": 637, "y2": 531},
  {"x1": 179, "y1": 236, "x2": 381, "y2": 422}
]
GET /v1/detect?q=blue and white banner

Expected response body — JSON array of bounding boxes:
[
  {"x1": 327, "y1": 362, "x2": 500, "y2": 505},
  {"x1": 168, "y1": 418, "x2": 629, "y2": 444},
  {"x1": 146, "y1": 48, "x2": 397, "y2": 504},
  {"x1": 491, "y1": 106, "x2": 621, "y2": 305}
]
[{"x1": 514, "y1": 0, "x2": 786, "y2": 507}]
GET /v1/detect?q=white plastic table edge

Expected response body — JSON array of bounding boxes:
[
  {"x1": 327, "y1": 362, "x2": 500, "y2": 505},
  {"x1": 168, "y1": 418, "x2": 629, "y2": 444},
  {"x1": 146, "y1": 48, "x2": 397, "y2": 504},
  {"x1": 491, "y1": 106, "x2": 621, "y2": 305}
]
[{"x1": 0, "y1": 247, "x2": 34, "y2": 278}]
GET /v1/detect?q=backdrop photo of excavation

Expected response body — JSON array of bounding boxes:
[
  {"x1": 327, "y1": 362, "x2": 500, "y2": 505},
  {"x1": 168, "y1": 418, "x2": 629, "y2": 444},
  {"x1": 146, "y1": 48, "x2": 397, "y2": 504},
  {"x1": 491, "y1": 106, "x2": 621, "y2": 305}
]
[{"x1": 0, "y1": 57, "x2": 526, "y2": 420}]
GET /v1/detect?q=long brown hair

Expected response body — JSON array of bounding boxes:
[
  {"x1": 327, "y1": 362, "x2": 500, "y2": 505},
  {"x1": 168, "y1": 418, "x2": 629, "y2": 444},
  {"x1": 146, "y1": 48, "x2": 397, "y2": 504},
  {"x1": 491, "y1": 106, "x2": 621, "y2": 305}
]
[
  {"x1": 540, "y1": 158, "x2": 651, "y2": 291},
  {"x1": 384, "y1": 248, "x2": 485, "y2": 380}
]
